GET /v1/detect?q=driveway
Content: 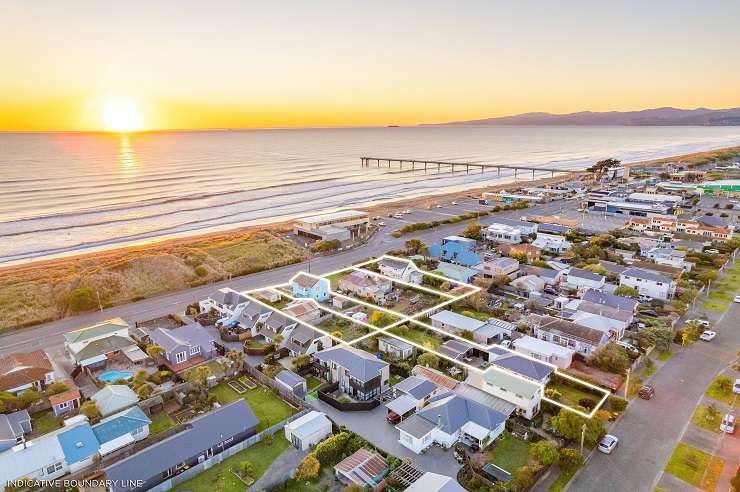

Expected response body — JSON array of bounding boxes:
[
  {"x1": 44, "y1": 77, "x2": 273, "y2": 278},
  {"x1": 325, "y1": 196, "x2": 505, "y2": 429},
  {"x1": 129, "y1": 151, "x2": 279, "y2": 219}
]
[{"x1": 307, "y1": 398, "x2": 461, "y2": 476}]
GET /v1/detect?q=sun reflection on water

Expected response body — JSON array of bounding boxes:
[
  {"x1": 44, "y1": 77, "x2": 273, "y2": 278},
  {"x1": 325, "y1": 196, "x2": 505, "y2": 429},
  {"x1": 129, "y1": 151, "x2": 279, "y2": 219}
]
[{"x1": 118, "y1": 134, "x2": 139, "y2": 176}]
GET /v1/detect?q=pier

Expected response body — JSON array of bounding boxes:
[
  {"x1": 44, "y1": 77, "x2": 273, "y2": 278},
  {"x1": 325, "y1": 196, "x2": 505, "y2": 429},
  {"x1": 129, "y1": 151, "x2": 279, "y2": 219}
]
[{"x1": 360, "y1": 156, "x2": 586, "y2": 180}]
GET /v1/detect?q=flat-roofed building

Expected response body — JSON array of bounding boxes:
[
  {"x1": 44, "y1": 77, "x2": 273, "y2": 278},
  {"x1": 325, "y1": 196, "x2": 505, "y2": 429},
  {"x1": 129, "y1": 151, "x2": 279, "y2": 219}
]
[{"x1": 294, "y1": 210, "x2": 369, "y2": 241}]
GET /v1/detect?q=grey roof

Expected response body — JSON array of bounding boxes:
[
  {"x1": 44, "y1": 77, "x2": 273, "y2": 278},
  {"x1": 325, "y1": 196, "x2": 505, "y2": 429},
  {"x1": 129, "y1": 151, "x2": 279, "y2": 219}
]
[
  {"x1": 437, "y1": 340, "x2": 475, "y2": 360},
  {"x1": 430, "y1": 311, "x2": 485, "y2": 332},
  {"x1": 265, "y1": 312, "x2": 294, "y2": 330},
  {"x1": 487, "y1": 347, "x2": 554, "y2": 382},
  {"x1": 393, "y1": 376, "x2": 439, "y2": 400},
  {"x1": 275, "y1": 369, "x2": 305, "y2": 389},
  {"x1": 92, "y1": 385, "x2": 139, "y2": 416},
  {"x1": 583, "y1": 289, "x2": 638, "y2": 312},
  {"x1": 105, "y1": 401, "x2": 258, "y2": 492},
  {"x1": 416, "y1": 393, "x2": 507, "y2": 435},
  {"x1": 521, "y1": 265, "x2": 559, "y2": 279},
  {"x1": 451, "y1": 382, "x2": 517, "y2": 415},
  {"x1": 576, "y1": 300, "x2": 634, "y2": 322},
  {"x1": 406, "y1": 472, "x2": 467, "y2": 492},
  {"x1": 670, "y1": 239, "x2": 705, "y2": 252},
  {"x1": 210, "y1": 288, "x2": 248, "y2": 307},
  {"x1": 696, "y1": 215, "x2": 728, "y2": 228},
  {"x1": 597, "y1": 261, "x2": 628, "y2": 275},
  {"x1": 314, "y1": 346, "x2": 389, "y2": 382},
  {"x1": 567, "y1": 267, "x2": 605, "y2": 282},
  {"x1": 531, "y1": 315, "x2": 608, "y2": 345},
  {"x1": 396, "y1": 413, "x2": 437, "y2": 439},
  {"x1": 487, "y1": 257, "x2": 520, "y2": 270},
  {"x1": 73, "y1": 335, "x2": 136, "y2": 362},
  {"x1": 149, "y1": 323, "x2": 214, "y2": 353},
  {"x1": 379, "y1": 257, "x2": 410, "y2": 270},
  {"x1": 490, "y1": 217, "x2": 537, "y2": 229},
  {"x1": 621, "y1": 267, "x2": 672, "y2": 284},
  {"x1": 537, "y1": 223, "x2": 570, "y2": 234},
  {"x1": 0, "y1": 410, "x2": 31, "y2": 440},
  {"x1": 241, "y1": 301, "x2": 271, "y2": 320},
  {"x1": 284, "y1": 325, "x2": 322, "y2": 354},
  {"x1": 379, "y1": 337, "x2": 413, "y2": 352}
]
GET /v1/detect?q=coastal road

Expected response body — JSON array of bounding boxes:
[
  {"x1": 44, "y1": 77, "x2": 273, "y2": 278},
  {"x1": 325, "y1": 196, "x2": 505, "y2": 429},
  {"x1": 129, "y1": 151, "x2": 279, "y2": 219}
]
[
  {"x1": 0, "y1": 198, "x2": 573, "y2": 356},
  {"x1": 567, "y1": 300, "x2": 740, "y2": 492}
]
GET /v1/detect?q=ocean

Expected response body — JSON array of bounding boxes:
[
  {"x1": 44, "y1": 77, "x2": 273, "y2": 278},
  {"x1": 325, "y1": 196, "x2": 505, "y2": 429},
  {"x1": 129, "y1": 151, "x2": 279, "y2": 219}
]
[{"x1": 1, "y1": 126, "x2": 739, "y2": 264}]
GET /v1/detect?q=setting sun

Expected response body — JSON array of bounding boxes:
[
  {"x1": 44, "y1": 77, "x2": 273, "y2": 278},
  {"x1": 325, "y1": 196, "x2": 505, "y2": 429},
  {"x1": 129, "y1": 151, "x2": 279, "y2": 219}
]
[{"x1": 102, "y1": 98, "x2": 143, "y2": 132}]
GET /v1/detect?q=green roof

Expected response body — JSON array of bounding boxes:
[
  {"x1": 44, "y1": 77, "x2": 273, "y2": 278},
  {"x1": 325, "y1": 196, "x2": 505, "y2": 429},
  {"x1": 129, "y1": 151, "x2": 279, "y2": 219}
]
[
  {"x1": 73, "y1": 335, "x2": 136, "y2": 362},
  {"x1": 64, "y1": 318, "x2": 129, "y2": 344}
]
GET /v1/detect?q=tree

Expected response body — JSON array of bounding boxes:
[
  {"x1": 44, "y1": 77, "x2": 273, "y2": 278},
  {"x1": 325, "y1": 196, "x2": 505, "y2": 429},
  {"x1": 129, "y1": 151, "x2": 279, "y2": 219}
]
[
  {"x1": 68, "y1": 287, "x2": 97, "y2": 312},
  {"x1": 493, "y1": 275, "x2": 511, "y2": 286},
  {"x1": 558, "y1": 448, "x2": 584, "y2": 471},
  {"x1": 45, "y1": 382, "x2": 70, "y2": 396},
  {"x1": 146, "y1": 344, "x2": 165, "y2": 359},
  {"x1": 313, "y1": 432, "x2": 350, "y2": 465},
  {"x1": 513, "y1": 465, "x2": 534, "y2": 490},
  {"x1": 417, "y1": 353, "x2": 440, "y2": 370},
  {"x1": 241, "y1": 460, "x2": 256, "y2": 480},
  {"x1": 461, "y1": 223, "x2": 482, "y2": 240},
  {"x1": 313, "y1": 239, "x2": 341, "y2": 252},
  {"x1": 638, "y1": 325, "x2": 673, "y2": 352},
  {"x1": 133, "y1": 369, "x2": 149, "y2": 387},
  {"x1": 439, "y1": 281, "x2": 451, "y2": 292},
  {"x1": 586, "y1": 158, "x2": 621, "y2": 180},
  {"x1": 293, "y1": 353, "x2": 311, "y2": 370},
  {"x1": 19, "y1": 389, "x2": 41, "y2": 408},
  {"x1": 294, "y1": 454, "x2": 320, "y2": 481},
  {"x1": 369, "y1": 310, "x2": 395, "y2": 327},
  {"x1": 194, "y1": 365, "x2": 211, "y2": 387},
  {"x1": 551, "y1": 407, "x2": 605, "y2": 445},
  {"x1": 460, "y1": 329, "x2": 474, "y2": 341},
  {"x1": 274, "y1": 334, "x2": 284, "y2": 349},
  {"x1": 530, "y1": 440, "x2": 559, "y2": 466},
  {"x1": 136, "y1": 383, "x2": 153, "y2": 399},
  {"x1": 510, "y1": 252, "x2": 528, "y2": 263},
  {"x1": 80, "y1": 400, "x2": 101, "y2": 422},
  {"x1": 588, "y1": 342, "x2": 630, "y2": 374},
  {"x1": 613, "y1": 285, "x2": 639, "y2": 299},
  {"x1": 226, "y1": 349, "x2": 245, "y2": 372},
  {"x1": 405, "y1": 239, "x2": 425, "y2": 255}
]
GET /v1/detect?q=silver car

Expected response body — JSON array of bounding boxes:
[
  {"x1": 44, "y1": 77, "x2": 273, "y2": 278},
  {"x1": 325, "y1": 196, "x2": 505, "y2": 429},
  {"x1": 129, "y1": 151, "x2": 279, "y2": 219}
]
[{"x1": 598, "y1": 434, "x2": 619, "y2": 454}]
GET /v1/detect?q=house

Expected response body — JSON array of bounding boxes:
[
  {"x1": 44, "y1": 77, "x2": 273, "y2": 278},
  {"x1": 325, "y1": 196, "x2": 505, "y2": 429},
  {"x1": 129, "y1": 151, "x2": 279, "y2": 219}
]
[
  {"x1": 490, "y1": 218, "x2": 539, "y2": 236},
  {"x1": 485, "y1": 224, "x2": 523, "y2": 244},
  {"x1": 510, "y1": 275, "x2": 545, "y2": 295},
  {"x1": 253, "y1": 289, "x2": 281, "y2": 303},
  {"x1": 466, "y1": 367, "x2": 542, "y2": 419},
  {"x1": 378, "y1": 257, "x2": 422, "y2": 284},
  {"x1": 406, "y1": 472, "x2": 467, "y2": 492},
  {"x1": 520, "y1": 265, "x2": 561, "y2": 286},
  {"x1": 291, "y1": 273, "x2": 331, "y2": 301},
  {"x1": 50, "y1": 388, "x2": 82, "y2": 416},
  {"x1": 473, "y1": 318, "x2": 516, "y2": 345},
  {"x1": 338, "y1": 271, "x2": 392, "y2": 302},
  {"x1": 0, "y1": 410, "x2": 31, "y2": 451},
  {"x1": 434, "y1": 262, "x2": 478, "y2": 283},
  {"x1": 411, "y1": 365, "x2": 459, "y2": 391},
  {"x1": 0, "y1": 350, "x2": 55, "y2": 394},
  {"x1": 198, "y1": 288, "x2": 249, "y2": 317},
  {"x1": 64, "y1": 318, "x2": 138, "y2": 370},
  {"x1": 430, "y1": 310, "x2": 484, "y2": 336},
  {"x1": 528, "y1": 315, "x2": 610, "y2": 356},
  {"x1": 335, "y1": 448, "x2": 389, "y2": 487},
  {"x1": 646, "y1": 246, "x2": 691, "y2": 271},
  {"x1": 396, "y1": 393, "x2": 508, "y2": 453},
  {"x1": 486, "y1": 347, "x2": 554, "y2": 383},
  {"x1": 104, "y1": 400, "x2": 259, "y2": 492},
  {"x1": 428, "y1": 236, "x2": 481, "y2": 266},
  {"x1": 284, "y1": 411, "x2": 332, "y2": 451},
  {"x1": 92, "y1": 406, "x2": 151, "y2": 456},
  {"x1": 566, "y1": 300, "x2": 634, "y2": 339},
  {"x1": 620, "y1": 268, "x2": 676, "y2": 301},
  {"x1": 233, "y1": 301, "x2": 273, "y2": 336},
  {"x1": 513, "y1": 335, "x2": 575, "y2": 369},
  {"x1": 531, "y1": 233, "x2": 572, "y2": 254},
  {"x1": 474, "y1": 257, "x2": 520, "y2": 279},
  {"x1": 293, "y1": 210, "x2": 369, "y2": 241},
  {"x1": 314, "y1": 345, "x2": 390, "y2": 401},
  {"x1": 91, "y1": 385, "x2": 139, "y2": 418},
  {"x1": 57, "y1": 423, "x2": 100, "y2": 473},
  {"x1": 582, "y1": 289, "x2": 639, "y2": 312},
  {"x1": 378, "y1": 337, "x2": 414, "y2": 360},
  {"x1": 261, "y1": 312, "x2": 298, "y2": 343},
  {"x1": 391, "y1": 376, "x2": 441, "y2": 409},
  {"x1": 537, "y1": 223, "x2": 571, "y2": 235},
  {"x1": 497, "y1": 243, "x2": 541, "y2": 262},
  {"x1": 597, "y1": 260, "x2": 629, "y2": 276},
  {"x1": 0, "y1": 424, "x2": 68, "y2": 482},
  {"x1": 283, "y1": 299, "x2": 321, "y2": 323},
  {"x1": 149, "y1": 323, "x2": 215, "y2": 372},
  {"x1": 275, "y1": 369, "x2": 307, "y2": 398},
  {"x1": 564, "y1": 268, "x2": 605, "y2": 291},
  {"x1": 438, "y1": 339, "x2": 477, "y2": 361},
  {"x1": 283, "y1": 324, "x2": 330, "y2": 356}
]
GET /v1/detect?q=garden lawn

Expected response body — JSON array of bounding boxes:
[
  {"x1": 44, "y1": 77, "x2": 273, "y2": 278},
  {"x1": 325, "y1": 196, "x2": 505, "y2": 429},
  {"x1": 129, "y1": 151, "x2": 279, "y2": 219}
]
[
  {"x1": 664, "y1": 442, "x2": 723, "y2": 490},
  {"x1": 210, "y1": 382, "x2": 296, "y2": 430},
  {"x1": 306, "y1": 376, "x2": 323, "y2": 391},
  {"x1": 548, "y1": 467, "x2": 578, "y2": 492},
  {"x1": 149, "y1": 412, "x2": 176, "y2": 435},
  {"x1": 705, "y1": 376, "x2": 737, "y2": 406},
  {"x1": 31, "y1": 411, "x2": 62, "y2": 436},
  {"x1": 657, "y1": 351, "x2": 674, "y2": 362},
  {"x1": 690, "y1": 405, "x2": 722, "y2": 433},
  {"x1": 172, "y1": 434, "x2": 290, "y2": 492},
  {"x1": 390, "y1": 326, "x2": 442, "y2": 349},
  {"x1": 546, "y1": 379, "x2": 603, "y2": 408},
  {"x1": 488, "y1": 432, "x2": 532, "y2": 474}
]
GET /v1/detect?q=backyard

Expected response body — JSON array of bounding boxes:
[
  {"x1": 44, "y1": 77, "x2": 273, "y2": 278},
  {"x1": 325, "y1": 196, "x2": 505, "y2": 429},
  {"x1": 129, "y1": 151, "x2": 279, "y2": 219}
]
[
  {"x1": 172, "y1": 434, "x2": 290, "y2": 492},
  {"x1": 31, "y1": 410, "x2": 62, "y2": 436},
  {"x1": 487, "y1": 432, "x2": 533, "y2": 474},
  {"x1": 149, "y1": 412, "x2": 177, "y2": 435},
  {"x1": 546, "y1": 376, "x2": 606, "y2": 409},
  {"x1": 316, "y1": 316, "x2": 373, "y2": 342},
  {"x1": 210, "y1": 381, "x2": 297, "y2": 430},
  {"x1": 388, "y1": 323, "x2": 443, "y2": 349}
]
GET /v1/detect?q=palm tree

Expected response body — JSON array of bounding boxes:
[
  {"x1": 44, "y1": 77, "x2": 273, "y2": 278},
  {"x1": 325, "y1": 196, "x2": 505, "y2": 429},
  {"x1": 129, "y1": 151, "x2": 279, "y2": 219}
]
[
  {"x1": 146, "y1": 344, "x2": 165, "y2": 359},
  {"x1": 226, "y1": 349, "x2": 245, "y2": 374}
]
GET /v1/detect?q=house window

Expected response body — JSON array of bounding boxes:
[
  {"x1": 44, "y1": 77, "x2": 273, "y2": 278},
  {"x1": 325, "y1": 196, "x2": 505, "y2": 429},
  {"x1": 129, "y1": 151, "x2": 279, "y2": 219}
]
[
  {"x1": 175, "y1": 351, "x2": 187, "y2": 364},
  {"x1": 190, "y1": 345, "x2": 201, "y2": 356},
  {"x1": 57, "y1": 401, "x2": 70, "y2": 410}
]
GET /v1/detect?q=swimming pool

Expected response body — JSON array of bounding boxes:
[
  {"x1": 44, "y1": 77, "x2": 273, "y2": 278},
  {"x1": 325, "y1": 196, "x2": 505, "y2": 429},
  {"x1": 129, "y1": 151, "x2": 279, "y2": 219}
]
[{"x1": 98, "y1": 370, "x2": 134, "y2": 382}]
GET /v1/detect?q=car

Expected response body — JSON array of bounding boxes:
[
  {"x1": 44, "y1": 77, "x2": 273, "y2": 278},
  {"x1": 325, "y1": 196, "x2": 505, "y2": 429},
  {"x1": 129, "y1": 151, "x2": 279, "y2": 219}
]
[
  {"x1": 597, "y1": 434, "x2": 619, "y2": 454},
  {"x1": 699, "y1": 330, "x2": 717, "y2": 341},
  {"x1": 734, "y1": 295, "x2": 740, "y2": 303},
  {"x1": 435, "y1": 204, "x2": 443, "y2": 208},
  {"x1": 378, "y1": 221, "x2": 386, "y2": 227},
  {"x1": 386, "y1": 410, "x2": 401, "y2": 424},
  {"x1": 499, "y1": 340, "x2": 512, "y2": 349},
  {"x1": 451, "y1": 201, "x2": 458, "y2": 205},
  {"x1": 705, "y1": 249, "x2": 720, "y2": 254},
  {"x1": 734, "y1": 379, "x2": 740, "y2": 394},
  {"x1": 638, "y1": 385, "x2": 655, "y2": 400},
  {"x1": 719, "y1": 414, "x2": 735, "y2": 434},
  {"x1": 393, "y1": 213, "x2": 404, "y2": 219},
  {"x1": 403, "y1": 209, "x2": 411, "y2": 214},
  {"x1": 688, "y1": 319, "x2": 711, "y2": 328}
]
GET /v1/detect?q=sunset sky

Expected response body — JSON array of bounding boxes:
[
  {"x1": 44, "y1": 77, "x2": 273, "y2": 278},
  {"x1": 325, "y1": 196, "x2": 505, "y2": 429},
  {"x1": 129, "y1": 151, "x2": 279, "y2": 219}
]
[{"x1": 2, "y1": 0, "x2": 740, "y2": 131}]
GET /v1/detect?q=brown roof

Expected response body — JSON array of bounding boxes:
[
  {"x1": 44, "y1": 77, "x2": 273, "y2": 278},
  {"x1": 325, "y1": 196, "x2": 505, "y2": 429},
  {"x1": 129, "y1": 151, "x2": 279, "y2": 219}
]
[
  {"x1": 293, "y1": 273, "x2": 319, "y2": 289},
  {"x1": 499, "y1": 243, "x2": 541, "y2": 255},
  {"x1": 283, "y1": 301, "x2": 318, "y2": 318},
  {"x1": 412, "y1": 365, "x2": 458, "y2": 390},
  {"x1": 49, "y1": 388, "x2": 81, "y2": 407},
  {"x1": 576, "y1": 301, "x2": 634, "y2": 322},
  {"x1": 335, "y1": 448, "x2": 388, "y2": 481},
  {"x1": 0, "y1": 351, "x2": 53, "y2": 392}
]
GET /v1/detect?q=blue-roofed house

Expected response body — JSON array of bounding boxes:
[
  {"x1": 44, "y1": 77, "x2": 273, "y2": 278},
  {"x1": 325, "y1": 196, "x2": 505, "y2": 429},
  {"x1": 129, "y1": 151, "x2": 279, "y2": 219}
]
[
  {"x1": 93, "y1": 406, "x2": 151, "y2": 456},
  {"x1": 275, "y1": 369, "x2": 307, "y2": 398},
  {"x1": 396, "y1": 393, "x2": 508, "y2": 454},
  {"x1": 104, "y1": 400, "x2": 259, "y2": 492},
  {"x1": 291, "y1": 274, "x2": 331, "y2": 301},
  {"x1": 58, "y1": 423, "x2": 100, "y2": 473},
  {"x1": 428, "y1": 236, "x2": 481, "y2": 267},
  {"x1": 434, "y1": 262, "x2": 478, "y2": 283}
]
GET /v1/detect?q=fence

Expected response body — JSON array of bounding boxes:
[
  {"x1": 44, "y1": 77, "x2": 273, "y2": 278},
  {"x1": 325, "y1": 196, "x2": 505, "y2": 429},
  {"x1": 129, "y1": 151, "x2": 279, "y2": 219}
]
[
  {"x1": 147, "y1": 407, "x2": 312, "y2": 492},
  {"x1": 242, "y1": 364, "x2": 306, "y2": 409},
  {"x1": 317, "y1": 382, "x2": 380, "y2": 411}
]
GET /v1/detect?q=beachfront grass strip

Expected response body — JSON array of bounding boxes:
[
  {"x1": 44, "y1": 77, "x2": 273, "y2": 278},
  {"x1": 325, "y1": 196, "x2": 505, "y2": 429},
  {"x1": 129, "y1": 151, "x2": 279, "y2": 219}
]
[
  {"x1": 664, "y1": 442, "x2": 723, "y2": 489},
  {"x1": 172, "y1": 434, "x2": 290, "y2": 492},
  {"x1": 488, "y1": 432, "x2": 532, "y2": 474},
  {"x1": 690, "y1": 405, "x2": 723, "y2": 433},
  {"x1": 705, "y1": 375, "x2": 737, "y2": 407},
  {"x1": 149, "y1": 412, "x2": 177, "y2": 435},
  {"x1": 210, "y1": 381, "x2": 296, "y2": 431}
]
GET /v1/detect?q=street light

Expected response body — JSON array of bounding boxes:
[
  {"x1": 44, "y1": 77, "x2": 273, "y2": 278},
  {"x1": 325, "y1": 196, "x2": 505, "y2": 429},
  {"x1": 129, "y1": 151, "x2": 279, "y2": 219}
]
[{"x1": 580, "y1": 423, "x2": 587, "y2": 457}]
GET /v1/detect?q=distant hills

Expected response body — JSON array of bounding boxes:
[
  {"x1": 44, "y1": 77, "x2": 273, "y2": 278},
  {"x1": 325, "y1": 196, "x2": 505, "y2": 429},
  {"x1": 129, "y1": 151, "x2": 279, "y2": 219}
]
[{"x1": 431, "y1": 107, "x2": 740, "y2": 126}]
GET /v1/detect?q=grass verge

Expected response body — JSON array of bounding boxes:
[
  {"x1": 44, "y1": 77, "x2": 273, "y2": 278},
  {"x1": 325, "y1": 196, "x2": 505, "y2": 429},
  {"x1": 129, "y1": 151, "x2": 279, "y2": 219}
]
[{"x1": 690, "y1": 405, "x2": 722, "y2": 433}]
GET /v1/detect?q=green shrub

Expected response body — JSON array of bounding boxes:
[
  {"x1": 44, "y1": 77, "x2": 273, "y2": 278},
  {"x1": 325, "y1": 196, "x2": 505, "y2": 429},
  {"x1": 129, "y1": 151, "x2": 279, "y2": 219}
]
[
  {"x1": 68, "y1": 287, "x2": 97, "y2": 312},
  {"x1": 608, "y1": 395, "x2": 627, "y2": 412}
]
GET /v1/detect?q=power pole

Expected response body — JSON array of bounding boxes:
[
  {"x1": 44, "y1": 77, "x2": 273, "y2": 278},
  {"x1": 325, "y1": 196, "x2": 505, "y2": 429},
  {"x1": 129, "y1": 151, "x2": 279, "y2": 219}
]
[
  {"x1": 624, "y1": 368, "x2": 631, "y2": 399},
  {"x1": 580, "y1": 423, "x2": 587, "y2": 457}
]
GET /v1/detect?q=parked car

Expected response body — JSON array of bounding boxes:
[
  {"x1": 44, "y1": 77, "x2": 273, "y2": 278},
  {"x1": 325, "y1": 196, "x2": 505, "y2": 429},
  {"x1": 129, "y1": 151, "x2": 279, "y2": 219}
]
[
  {"x1": 719, "y1": 414, "x2": 735, "y2": 434},
  {"x1": 435, "y1": 204, "x2": 443, "y2": 208},
  {"x1": 734, "y1": 295, "x2": 740, "y2": 303},
  {"x1": 688, "y1": 319, "x2": 711, "y2": 328},
  {"x1": 638, "y1": 385, "x2": 655, "y2": 400},
  {"x1": 451, "y1": 201, "x2": 458, "y2": 205},
  {"x1": 499, "y1": 340, "x2": 512, "y2": 349},
  {"x1": 597, "y1": 434, "x2": 619, "y2": 454},
  {"x1": 705, "y1": 249, "x2": 720, "y2": 254},
  {"x1": 699, "y1": 330, "x2": 717, "y2": 341},
  {"x1": 393, "y1": 213, "x2": 404, "y2": 219},
  {"x1": 386, "y1": 411, "x2": 402, "y2": 424},
  {"x1": 378, "y1": 221, "x2": 386, "y2": 226},
  {"x1": 734, "y1": 379, "x2": 740, "y2": 394}
]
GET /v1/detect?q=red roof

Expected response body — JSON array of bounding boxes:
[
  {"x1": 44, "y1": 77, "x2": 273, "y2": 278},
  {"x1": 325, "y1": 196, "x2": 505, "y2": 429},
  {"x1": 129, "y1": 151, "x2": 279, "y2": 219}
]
[
  {"x1": 0, "y1": 350, "x2": 53, "y2": 392},
  {"x1": 49, "y1": 388, "x2": 81, "y2": 407},
  {"x1": 335, "y1": 448, "x2": 388, "y2": 481}
]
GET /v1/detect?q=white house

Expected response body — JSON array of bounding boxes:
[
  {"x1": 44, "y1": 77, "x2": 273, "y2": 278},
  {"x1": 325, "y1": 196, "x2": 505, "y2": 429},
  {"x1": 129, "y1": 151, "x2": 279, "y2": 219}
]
[
  {"x1": 378, "y1": 337, "x2": 414, "y2": 360},
  {"x1": 566, "y1": 300, "x2": 634, "y2": 340},
  {"x1": 466, "y1": 367, "x2": 543, "y2": 419},
  {"x1": 378, "y1": 258, "x2": 422, "y2": 284},
  {"x1": 63, "y1": 318, "x2": 138, "y2": 370},
  {"x1": 474, "y1": 257, "x2": 520, "y2": 279},
  {"x1": 564, "y1": 268, "x2": 605, "y2": 291},
  {"x1": 485, "y1": 224, "x2": 523, "y2": 244},
  {"x1": 406, "y1": 472, "x2": 467, "y2": 492},
  {"x1": 430, "y1": 310, "x2": 485, "y2": 335},
  {"x1": 619, "y1": 268, "x2": 676, "y2": 301},
  {"x1": 646, "y1": 247, "x2": 691, "y2": 271},
  {"x1": 531, "y1": 233, "x2": 572, "y2": 254},
  {"x1": 528, "y1": 315, "x2": 609, "y2": 356},
  {"x1": 396, "y1": 393, "x2": 508, "y2": 454},
  {"x1": 512, "y1": 335, "x2": 574, "y2": 369},
  {"x1": 284, "y1": 411, "x2": 332, "y2": 451},
  {"x1": 199, "y1": 288, "x2": 250, "y2": 319}
]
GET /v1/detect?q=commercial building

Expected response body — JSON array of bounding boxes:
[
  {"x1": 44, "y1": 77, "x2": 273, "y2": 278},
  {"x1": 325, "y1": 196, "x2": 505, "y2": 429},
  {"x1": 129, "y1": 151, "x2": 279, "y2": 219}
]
[{"x1": 293, "y1": 210, "x2": 370, "y2": 241}]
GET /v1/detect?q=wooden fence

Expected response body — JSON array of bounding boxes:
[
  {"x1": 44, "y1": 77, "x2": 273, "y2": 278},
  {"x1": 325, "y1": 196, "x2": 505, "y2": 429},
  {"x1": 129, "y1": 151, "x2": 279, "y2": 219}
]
[{"x1": 317, "y1": 382, "x2": 380, "y2": 411}]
